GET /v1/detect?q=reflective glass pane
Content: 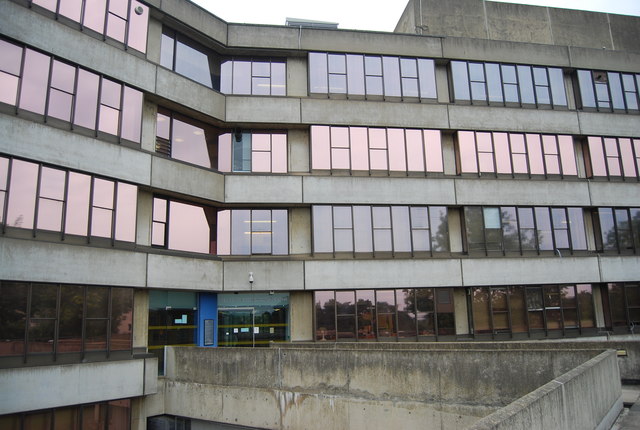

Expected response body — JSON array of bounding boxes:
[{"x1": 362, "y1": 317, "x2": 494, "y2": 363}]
[
  {"x1": 429, "y1": 206, "x2": 448, "y2": 252},
  {"x1": 271, "y1": 133, "x2": 288, "y2": 173},
  {"x1": 312, "y1": 206, "x2": 333, "y2": 253},
  {"x1": 598, "y1": 208, "x2": 616, "y2": 251},
  {"x1": 252, "y1": 76, "x2": 271, "y2": 95},
  {"x1": 510, "y1": 287, "x2": 528, "y2": 333},
  {"x1": 121, "y1": 87, "x2": 143, "y2": 143},
  {"x1": 357, "y1": 290, "x2": 376, "y2": 339},
  {"x1": 608, "y1": 72, "x2": 625, "y2": 110},
  {"x1": 369, "y1": 149, "x2": 388, "y2": 170},
  {"x1": 65, "y1": 172, "x2": 90, "y2": 236},
  {"x1": 353, "y1": 206, "x2": 373, "y2": 252},
  {"x1": 587, "y1": 137, "x2": 606, "y2": 177},
  {"x1": 376, "y1": 290, "x2": 396, "y2": 338},
  {"x1": 114, "y1": 183, "x2": 137, "y2": 242},
  {"x1": 0, "y1": 282, "x2": 28, "y2": 357},
  {"x1": 517, "y1": 65, "x2": 535, "y2": 104},
  {"x1": 391, "y1": 206, "x2": 411, "y2": 252},
  {"x1": 397, "y1": 289, "x2": 417, "y2": 338},
  {"x1": 315, "y1": 291, "x2": 335, "y2": 340},
  {"x1": 311, "y1": 126, "x2": 330, "y2": 170},
  {"x1": 171, "y1": 117, "x2": 211, "y2": 168},
  {"x1": 31, "y1": 284, "x2": 58, "y2": 318},
  {"x1": 217, "y1": 133, "x2": 232, "y2": 172},
  {"x1": 548, "y1": 68, "x2": 567, "y2": 106},
  {"x1": 346, "y1": 54, "x2": 365, "y2": 97},
  {"x1": 493, "y1": 133, "x2": 511, "y2": 174},
  {"x1": 350, "y1": 127, "x2": 369, "y2": 171},
  {"x1": 28, "y1": 319, "x2": 55, "y2": 353},
  {"x1": 382, "y1": 57, "x2": 401, "y2": 97},
  {"x1": 127, "y1": 1, "x2": 149, "y2": 53},
  {"x1": 175, "y1": 40, "x2": 213, "y2": 88},
  {"x1": 526, "y1": 134, "x2": 544, "y2": 174},
  {"x1": 568, "y1": 208, "x2": 587, "y2": 251},
  {"x1": 19, "y1": 49, "x2": 51, "y2": 115},
  {"x1": 451, "y1": 61, "x2": 470, "y2": 101},
  {"x1": 577, "y1": 284, "x2": 595, "y2": 328},
  {"x1": 457, "y1": 131, "x2": 477, "y2": 173},
  {"x1": 308, "y1": 53, "x2": 328, "y2": 94},
  {"x1": 73, "y1": 70, "x2": 99, "y2": 130},
  {"x1": 328, "y1": 54, "x2": 346, "y2": 74},
  {"x1": 58, "y1": 285, "x2": 83, "y2": 353},
  {"x1": 619, "y1": 138, "x2": 637, "y2": 178},
  {"x1": 85, "y1": 320, "x2": 108, "y2": 351},
  {"x1": 0, "y1": 40, "x2": 23, "y2": 76},
  {"x1": 485, "y1": 63, "x2": 503, "y2": 103},
  {"x1": 169, "y1": 202, "x2": 211, "y2": 254},
  {"x1": 83, "y1": 0, "x2": 107, "y2": 33},
  {"x1": 364, "y1": 56, "x2": 382, "y2": 75},
  {"x1": 417, "y1": 58, "x2": 437, "y2": 99},
  {"x1": 160, "y1": 33, "x2": 175, "y2": 70},
  {"x1": 271, "y1": 62, "x2": 286, "y2": 96},
  {"x1": 7, "y1": 160, "x2": 38, "y2": 229},
  {"x1": 106, "y1": 14, "x2": 127, "y2": 43},
  {"x1": 251, "y1": 210, "x2": 272, "y2": 254},
  {"x1": 216, "y1": 209, "x2": 230, "y2": 255},
  {"x1": 558, "y1": 135, "x2": 577, "y2": 176},
  {"x1": 98, "y1": 105, "x2": 119, "y2": 135},
  {"x1": 501, "y1": 207, "x2": 519, "y2": 251},
  {"x1": 405, "y1": 129, "x2": 424, "y2": 172},
  {"x1": 272, "y1": 210, "x2": 288, "y2": 255},
  {"x1": 535, "y1": 207, "x2": 553, "y2": 250},
  {"x1": 387, "y1": 129, "x2": 406, "y2": 172},
  {"x1": 0, "y1": 72, "x2": 19, "y2": 105},
  {"x1": 232, "y1": 61, "x2": 251, "y2": 94}
]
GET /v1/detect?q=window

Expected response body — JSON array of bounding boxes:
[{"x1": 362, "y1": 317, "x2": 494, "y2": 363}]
[
  {"x1": 309, "y1": 52, "x2": 436, "y2": 101},
  {"x1": 311, "y1": 125, "x2": 443, "y2": 174},
  {"x1": 217, "y1": 209, "x2": 289, "y2": 255},
  {"x1": 312, "y1": 205, "x2": 449, "y2": 255},
  {"x1": 523, "y1": 285, "x2": 595, "y2": 334},
  {"x1": 456, "y1": 131, "x2": 577, "y2": 177},
  {"x1": 464, "y1": 206, "x2": 587, "y2": 255},
  {"x1": 0, "y1": 281, "x2": 132, "y2": 361},
  {"x1": 450, "y1": 61, "x2": 567, "y2": 108},
  {"x1": 1, "y1": 156, "x2": 137, "y2": 242},
  {"x1": 576, "y1": 70, "x2": 640, "y2": 113},
  {"x1": 218, "y1": 131, "x2": 288, "y2": 173},
  {"x1": 314, "y1": 288, "x2": 455, "y2": 342},
  {"x1": 593, "y1": 208, "x2": 640, "y2": 254},
  {"x1": 0, "y1": 39, "x2": 143, "y2": 143},
  {"x1": 161, "y1": 28, "x2": 219, "y2": 89},
  {"x1": 605, "y1": 283, "x2": 640, "y2": 330},
  {"x1": 586, "y1": 136, "x2": 640, "y2": 180},
  {"x1": 221, "y1": 58, "x2": 286, "y2": 96},
  {"x1": 152, "y1": 197, "x2": 217, "y2": 255},
  {"x1": 29, "y1": 0, "x2": 149, "y2": 53}
]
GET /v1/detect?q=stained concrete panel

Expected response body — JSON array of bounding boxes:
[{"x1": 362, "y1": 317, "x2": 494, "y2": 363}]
[
  {"x1": 150, "y1": 156, "x2": 224, "y2": 202},
  {"x1": 485, "y1": 2, "x2": 553, "y2": 45},
  {"x1": 146, "y1": 254, "x2": 223, "y2": 290},
  {"x1": 0, "y1": 114, "x2": 152, "y2": 186},
  {"x1": 588, "y1": 182, "x2": 640, "y2": 207},
  {"x1": 224, "y1": 175, "x2": 302, "y2": 203},
  {"x1": 454, "y1": 179, "x2": 591, "y2": 206},
  {"x1": 0, "y1": 237, "x2": 147, "y2": 287},
  {"x1": 568, "y1": 46, "x2": 640, "y2": 73},
  {"x1": 416, "y1": 0, "x2": 488, "y2": 40},
  {"x1": 227, "y1": 24, "x2": 300, "y2": 50},
  {"x1": 0, "y1": 1, "x2": 156, "y2": 92},
  {"x1": 577, "y1": 112, "x2": 640, "y2": 139},
  {"x1": 155, "y1": 68, "x2": 226, "y2": 121},
  {"x1": 301, "y1": 98, "x2": 450, "y2": 129},
  {"x1": 225, "y1": 96, "x2": 301, "y2": 124},
  {"x1": 598, "y1": 256, "x2": 640, "y2": 283},
  {"x1": 304, "y1": 259, "x2": 462, "y2": 290},
  {"x1": 609, "y1": 14, "x2": 640, "y2": 53},
  {"x1": 222, "y1": 261, "x2": 304, "y2": 291},
  {"x1": 549, "y1": 8, "x2": 613, "y2": 50},
  {"x1": 461, "y1": 257, "x2": 600, "y2": 286},
  {"x1": 303, "y1": 176, "x2": 456, "y2": 205},
  {"x1": 158, "y1": 0, "x2": 227, "y2": 45}
]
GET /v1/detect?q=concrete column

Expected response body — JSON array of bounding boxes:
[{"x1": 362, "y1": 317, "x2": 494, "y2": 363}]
[
  {"x1": 140, "y1": 100, "x2": 158, "y2": 153},
  {"x1": 136, "y1": 190, "x2": 153, "y2": 247},
  {"x1": 454, "y1": 288, "x2": 470, "y2": 335},
  {"x1": 287, "y1": 56, "x2": 308, "y2": 98},
  {"x1": 290, "y1": 207, "x2": 311, "y2": 255},
  {"x1": 289, "y1": 128, "x2": 310, "y2": 173},
  {"x1": 133, "y1": 289, "x2": 149, "y2": 352},
  {"x1": 290, "y1": 291, "x2": 314, "y2": 341},
  {"x1": 146, "y1": 18, "x2": 163, "y2": 65}
]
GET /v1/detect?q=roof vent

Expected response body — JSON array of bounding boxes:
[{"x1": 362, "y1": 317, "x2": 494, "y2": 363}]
[{"x1": 285, "y1": 18, "x2": 338, "y2": 29}]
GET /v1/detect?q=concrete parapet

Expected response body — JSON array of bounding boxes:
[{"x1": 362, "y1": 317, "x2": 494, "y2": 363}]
[{"x1": 468, "y1": 350, "x2": 622, "y2": 430}]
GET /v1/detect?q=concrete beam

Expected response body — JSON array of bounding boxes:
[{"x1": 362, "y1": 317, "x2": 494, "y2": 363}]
[
  {"x1": 225, "y1": 96, "x2": 301, "y2": 124},
  {"x1": 222, "y1": 260, "x2": 304, "y2": 291},
  {"x1": 455, "y1": 179, "x2": 591, "y2": 206},
  {"x1": 155, "y1": 68, "x2": 226, "y2": 121},
  {"x1": 224, "y1": 175, "x2": 303, "y2": 204},
  {"x1": 146, "y1": 253, "x2": 223, "y2": 290},
  {"x1": 150, "y1": 156, "x2": 225, "y2": 203}
]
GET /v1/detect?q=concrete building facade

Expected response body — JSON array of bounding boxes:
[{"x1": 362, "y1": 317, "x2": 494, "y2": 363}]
[{"x1": 0, "y1": 0, "x2": 638, "y2": 428}]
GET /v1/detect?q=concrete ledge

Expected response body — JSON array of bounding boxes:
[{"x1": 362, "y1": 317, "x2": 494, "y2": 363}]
[
  {"x1": 151, "y1": 156, "x2": 225, "y2": 202},
  {"x1": 0, "y1": 357, "x2": 156, "y2": 414},
  {"x1": 588, "y1": 181, "x2": 640, "y2": 207},
  {"x1": 468, "y1": 350, "x2": 622, "y2": 430},
  {"x1": 225, "y1": 175, "x2": 303, "y2": 204},
  {"x1": 599, "y1": 256, "x2": 640, "y2": 283},
  {"x1": 155, "y1": 68, "x2": 226, "y2": 121},
  {"x1": 225, "y1": 96, "x2": 301, "y2": 124}
]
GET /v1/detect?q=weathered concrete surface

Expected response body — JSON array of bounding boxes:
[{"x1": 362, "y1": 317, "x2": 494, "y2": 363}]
[
  {"x1": 159, "y1": 345, "x2": 610, "y2": 430},
  {"x1": 468, "y1": 350, "x2": 622, "y2": 430}
]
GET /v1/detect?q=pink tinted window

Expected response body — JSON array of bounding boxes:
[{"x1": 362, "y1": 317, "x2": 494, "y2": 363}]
[
  {"x1": 587, "y1": 137, "x2": 606, "y2": 177},
  {"x1": 457, "y1": 131, "x2": 477, "y2": 173},
  {"x1": 109, "y1": 0, "x2": 128, "y2": 18},
  {"x1": 218, "y1": 133, "x2": 232, "y2": 172},
  {"x1": 121, "y1": 87, "x2": 143, "y2": 143},
  {"x1": 216, "y1": 209, "x2": 231, "y2": 255},
  {"x1": 350, "y1": 127, "x2": 369, "y2": 171},
  {"x1": 493, "y1": 133, "x2": 511, "y2": 174},
  {"x1": 477, "y1": 133, "x2": 494, "y2": 173},
  {"x1": 169, "y1": 202, "x2": 210, "y2": 254},
  {"x1": 542, "y1": 135, "x2": 560, "y2": 175},
  {"x1": 311, "y1": 126, "x2": 330, "y2": 170},
  {"x1": 369, "y1": 128, "x2": 386, "y2": 149},
  {"x1": 156, "y1": 113, "x2": 170, "y2": 140},
  {"x1": 252, "y1": 133, "x2": 271, "y2": 151},
  {"x1": 58, "y1": 0, "x2": 83, "y2": 22},
  {"x1": 618, "y1": 138, "x2": 637, "y2": 178},
  {"x1": 127, "y1": 1, "x2": 149, "y2": 53},
  {"x1": 65, "y1": 172, "x2": 90, "y2": 236},
  {"x1": 73, "y1": 70, "x2": 99, "y2": 130},
  {"x1": 83, "y1": 0, "x2": 107, "y2": 33},
  {"x1": 0, "y1": 158, "x2": 7, "y2": 224},
  {"x1": 51, "y1": 61, "x2": 75, "y2": 93},
  {"x1": 32, "y1": 0, "x2": 56, "y2": 12},
  {"x1": 271, "y1": 133, "x2": 287, "y2": 173},
  {"x1": 7, "y1": 160, "x2": 39, "y2": 229},
  {"x1": 115, "y1": 183, "x2": 137, "y2": 242},
  {"x1": 151, "y1": 198, "x2": 166, "y2": 246},
  {"x1": 405, "y1": 129, "x2": 424, "y2": 173},
  {"x1": 101, "y1": 79, "x2": 121, "y2": 108},
  {"x1": 106, "y1": 15, "x2": 127, "y2": 43},
  {"x1": 37, "y1": 167, "x2": 66, "y2": 232},
  {"x1": 171, "y1": 118, "x2": 210, "y2": 168},
  {"x1": 509, "y1": 134, "x2": 528, "y2": 174},
  {"x1": 0, "y1": 40, "x2": 23, "y2": 76},
  {"x1": 369, "y1": 128, "x2": 387, "y2": 170},
  {"x1": 252, "y1": 134, "x2": 272, "y2": 172},
  {"x1": 48, "y1": 61, "x2": 76, "y2": 121},
  {"x1": 19, "y1": 50, "x2": 51, "y2": 115},
  {"x1": 424, "y1": 129, "x2": 443, "y2": 173},
  {"x1": 604, "y1": 138, "x2": 621, "y2": 176},
  {"x1": 526, "y1": 134, "x2": 544, "y2": 175},
  {"x1": 558, "y1": 135, "x2": 577, "y2": 176},
  {"x1": 635, "y1": 140, "x2": 640, "y2": 174},
  {"x1": 387, "y1": 128, "x2": 407, "y2": 172},
  {"x1": 0, "y1": 73, "x2": 20, "y2": 105},
  {"x1": 331, "y1": 127, "x2": 350, "y2": 169},
  {"x1": 48, "y1": 89, "x2": 73, "y2": 121},
  {"x1": 99, "y1": 105, "x2": 120, "y2": 135},
  {"x1": 91, "y1": 179, "x2": 114, "y2": 238}
]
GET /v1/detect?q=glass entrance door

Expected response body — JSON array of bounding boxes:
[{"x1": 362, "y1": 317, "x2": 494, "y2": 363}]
[{"x1": 218, "y1": 307, "x2": 256, "y2": 347}]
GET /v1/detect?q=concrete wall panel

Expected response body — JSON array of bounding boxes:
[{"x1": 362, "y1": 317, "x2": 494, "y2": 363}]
[
  {"x1": 485, "y1": 2, "x2": 553, "y2": 45},
  {"x1": 303, "y1": 176, "x2": 456, "y2": 205},
  {"x1": 568, "y1": 47, "x2": 640, "y2": 73},
  {"x1": 304, "y1": 259, "x2": 462, "y2": 290},
  {"x1": 455, "y1": 179, "x2": 591, "y2": 206},
  {"x1": 222, "y1": 261, "x2": 304, "y2": 291},
  {"x1": 448, "y1": 106, "x2": 580, "y2": 134},
  {"x1": 0, "y1": 359, "x2": 154, "y2": 414},
  {"x1": 290, "y1": 291, "x2": 314, "y2": 341},
  {"x1": 301, "y1": 99, "x2": 449, "y2": 129},
  {"x1": 588, "y1": 182, "x2": 640, "y2": 207},
  {"x1": 155, "y1": 69, "x2": 226, "y2": 121},
  {"x1": 150, "y1": 157, "x2": 225, "y2": 202},
  {"x1": 578, "y1": 112, "x2": 640, "y2": 138},
  {"x1": 227, "y1": 24, "x2": 300, "y2": 50},
  {"x1": 158, "y1": 0, "x2": 227, "y2": 45},
  {"x1": 225, "y1": 96, "x2": 301, "y2": 124},
  {"x1": 224, "y1": 175, "x2": 302, "y2": 203},
  {"x1": 549, "y1": 9, "x2": 613, "y2": 50},
  {"x1": 0, "y1": 1, "x2": 156, "y2": 92},
  {"x1": 0, "y1": 238, "x2": 147, "y2": 287},
  {"x1": 609, "y1": 14, "x2": 640, "y2": 53},
  {"x1": 0, "y1": 115, "x2": 152, "y2": 186},
  {"x1": 598, "y1": 256, "x2": 640, "y2": 283},
  {"x1": 146, "y1": 254, "x2": 223, "y2": 290},
  {"x1": 461, "y1": 257, "x2": 600, "y2": 286}
]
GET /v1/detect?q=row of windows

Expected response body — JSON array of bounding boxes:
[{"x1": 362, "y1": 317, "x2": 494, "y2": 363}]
[
  {"x1": 309, "y1": 52, "x2": 437, "y2": 101},
  {"x1": 0, "y1": 156, "x2": 137, "y2": 242},
  {"x1": 156, "y1": 109, "x2": 288, "y2": 173},
  {"x1": 311, "y1": 125, "x2": 443, "y2": 174},
  {"x1": 312, "y1": 205, "x2": 449, "y2": 255},
  {"x1": 451, "y1": 61, "x2": 567, "y2": 108},
  {"x1": 29, "y1": 0, "x2": 148, "y2": 53},
  {"x1": 0, "y1": 39, "x2": 143, "y2": 143},
  {"x1": 586, "y1": 136, "x2": 640, "y2": 180},
  {"x1": 315, "y1": 283, "x2": 640, "y2": 342},
  {"x1": 595, "y1": 208, "x2": 640, "y2": 254},
  {"x1": 0, "y1": 281, "x2": 133, "y2": 362},
  {"x1": 151, "y1": 198, "x2": 289, "y2": 256},
  {"x1": 160, "y1": 28, "x2": 286, "y2": 95},
  {"x1": 577, "y1": 70, "x2": 640, "y2": 113}
]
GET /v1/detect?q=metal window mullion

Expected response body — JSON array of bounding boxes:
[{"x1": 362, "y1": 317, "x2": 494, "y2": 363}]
[
  {"x1": 498, "y1": 63, "x2": 507, "y2": 107},
  {"x1": 367, "y1": 128, "x2": 373, "y2": 176},
  {"x1": 380, "y1": 56, "x2": 387, "y2": 101},
  {"x1": 330, "y1": 206, "x2": 336, "y2": 257},
  {"x1": 347, "y1": 126, "x2": 353, "y2": 174},
  {"x1": 324, "y1": 54, "x2": 329, "y2": 99},
  {"x1": 110, "y1": 180, "x2": 118, "y2": 245},
  {"x1": 532, "y1": 206, "x2": 541, "y2": 255},
  {"x1": 53, "y1": 284, "x2": 61, "y2": 361},
  {"x1": 328, "y1": 126, "x2": 334, "y2": 173},
  {"x1": 465, "y1": 62, "x2": 472, "y2": 105},
  {"x1": 549, "y1": 207, "x2": 559, "y2": 252},
  {"x1": 565, "y1": 208, "x2": 575, "y2": 255},
  {"x1": 69, "y1": 66, "x2": 80, "y2": 131},
  {"x1": 506, "y1": 133, "x2": 516, "y2": 178},
  {"x1": 384, "y1": 128, "x2": 390, "y2": 176},
  {"x1": 79, "y1": 0, "x2": 87, "y2": 30},
  {"x1": 1, "y1": 158, "x2": 14, "y2": 234},
  {"x1": 490, "y1": 132, "x2": 498, "y2": 177},
  {"x1": 87, "y1": 177, "x2": 96, "y2": 242},
  {"x1": 545, "y1": 68, "x2": 553, "y2": 109},
  {"x1": 94, "y1": 77, "x2": 103, "y2": 137},
  {"x1": 81, "y1": 286, "x2": 87, "y2": 359},
  {"x1": 123, "y1": 0, "x2": 132, "y2": 50},
  {"x1": 33, "y1": 164, "x2": 43, "y2": 237},
  {"x1": 616, "y1": 138, "x2": 624, "y2": 182},
  {"x1": 349, "y1": 207, "x2": 355, "y2": 257},
  {"x1": 60, "y1": 170, "x2": 69, "y2": 241},
  {"x1": 426, "y1": 206, "x2": 434, "y2": 257},
  {"x1": 106, "y1": 288, "x2": 113, "y2": 358},
  {"x1": 482, "y1": 63, "x2": 489, "y2": 105},
  {"x1": 24, "y1": 283, "x2": 32, "y2": 363},
  {"x1": 43, "y1": 56, "x2": 54, "y2": 123},
  {"x1": 343, "y1": 54, "x2": 350, "y2": 97},
  {"x1": 421, "y1": 130, "x2": 428, "y2": 177},
  {"x1": 370, "y1": 206, "x2": 376, "y2": 257},
  {"x1": 612, "y1": 209, "x2": 621, "y2": 254},
  {"x1": 488, "y1": 288, "x2": 495, "y2": 338},
  {"x1": 103, "y1": 0, "x2": 111, "y2": 41},
  {"x1": 433, "y1": 289, "x2": 440, "y2": 341},
  {"x1": 408, "y1": 206, "x2": 415, "y2": 257},
  {"x1": 117, "y1": 82, "x2": 124, "y2": 143},
  {"x1": 473, "y1": 131, "x2": 481, "y2": 178},
  {"x1": 480, "y1": 206, "x2": 488, "y2": 256}
]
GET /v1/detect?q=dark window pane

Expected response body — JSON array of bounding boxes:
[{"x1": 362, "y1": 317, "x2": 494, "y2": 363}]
[
  {"x1": 346, "y1": 54, "x2": 365, "y2": 96},
  {"x1": 357, "y1": 290, "x2": 376, "y2": 340},
  {"x1": 382, "y1": 56, "x2": 401, "y2": 97},
  {"x1": 598, "y1": 208, "x2": 616, "y2": 251},
  {"x1": 175, "y1": 40, "x2": 213, "y2": 88},
  {"x1": 517, "y1": 66, "x2": 535, "y2": 104},
  {"x1": 309, "y1": 53, "x2": 328, "y2": 94},
  {"x1": 85, "y1": 320, "x2": 108, "y2": 351},
  {"x1": 315, "y1": 291, "x2": 335, "y2": 340},
  {"x1": 31, "y1": 284, "x2": 58, "y2": 318},
  {"x1": 111, "y1": 288, "x2": 133, "y2": 351},
  {"x1": 397, "y1": 289, "x2": 417, "y2": 338},
  {"x1": 376, "y1": 290, "x2": 396, "y2": 338},
  {"x1": 472, "y1": 288, "x2": 491, "y2": 333},
  {"x1": 501, "y1": 207, "x2": 519, "y2": 251},
  {"x1": 86, "y1": 286, "x2": 109, "y2": 318},
  {"x1": 464, "y1": 206, "x2": 484, "y2": 251},
  {"x1": 58, "y1": 285, "x2": 83, "y2": 353},
  {"x1": 28, "y1": 319, "x2": 55, "y2": 353},
  {"x1": 485, "y1": 63, "x2": 503, "y2": 103},
  {"x1": 0, "y1": 282, "x2": 28, "y2": 356}
]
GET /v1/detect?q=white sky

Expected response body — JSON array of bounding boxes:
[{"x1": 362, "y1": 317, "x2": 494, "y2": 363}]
[{"x1": 191, "y1": 0, "x2": 640, "y2": 32}]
